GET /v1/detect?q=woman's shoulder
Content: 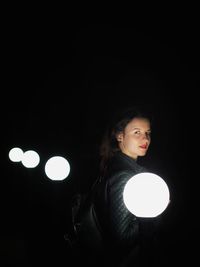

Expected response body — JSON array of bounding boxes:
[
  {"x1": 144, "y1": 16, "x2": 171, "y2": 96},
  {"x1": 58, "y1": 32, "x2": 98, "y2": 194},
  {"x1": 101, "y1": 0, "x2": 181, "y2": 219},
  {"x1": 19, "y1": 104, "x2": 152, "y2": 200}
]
[{"x1": 109, "y1": 152, "x2": 146, "y2": 174}]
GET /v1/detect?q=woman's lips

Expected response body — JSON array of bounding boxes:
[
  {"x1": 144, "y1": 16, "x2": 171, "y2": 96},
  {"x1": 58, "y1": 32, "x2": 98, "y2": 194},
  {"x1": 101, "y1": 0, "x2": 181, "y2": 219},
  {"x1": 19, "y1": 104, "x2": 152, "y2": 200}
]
[{"x1": 139, "y1": 144, "x2": 148, "y2": 149}]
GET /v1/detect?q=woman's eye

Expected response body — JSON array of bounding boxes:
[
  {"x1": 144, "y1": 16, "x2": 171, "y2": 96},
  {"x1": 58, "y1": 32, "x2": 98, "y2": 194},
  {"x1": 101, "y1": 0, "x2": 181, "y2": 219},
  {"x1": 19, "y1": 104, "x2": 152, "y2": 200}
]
[{"x1": 134, "y1": 131, "x2": 140, "y2": 135}]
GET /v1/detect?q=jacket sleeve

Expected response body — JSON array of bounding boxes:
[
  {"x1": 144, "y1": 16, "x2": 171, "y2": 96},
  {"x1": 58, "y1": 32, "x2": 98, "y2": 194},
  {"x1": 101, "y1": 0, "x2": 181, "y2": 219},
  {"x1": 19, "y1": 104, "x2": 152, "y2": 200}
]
[{"x1": 107, "y1": 171, "x2": 140, "y2": 247}]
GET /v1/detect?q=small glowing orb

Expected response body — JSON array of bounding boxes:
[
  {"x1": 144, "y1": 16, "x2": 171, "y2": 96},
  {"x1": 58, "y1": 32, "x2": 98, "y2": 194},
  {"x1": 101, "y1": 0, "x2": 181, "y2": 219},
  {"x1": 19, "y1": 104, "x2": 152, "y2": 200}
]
[
  {"x1": 8, "y1": 147, "x2": 24, "y2": 162},
  {"x1": 123, "y1": 172, "x2": 170, "y2": 218},
  {"x1": 21, "y1": 150, "x2": 40, "y2": 168},
  {"x1": 45, "y1": 156, "x2": 70, "y2": 181}
]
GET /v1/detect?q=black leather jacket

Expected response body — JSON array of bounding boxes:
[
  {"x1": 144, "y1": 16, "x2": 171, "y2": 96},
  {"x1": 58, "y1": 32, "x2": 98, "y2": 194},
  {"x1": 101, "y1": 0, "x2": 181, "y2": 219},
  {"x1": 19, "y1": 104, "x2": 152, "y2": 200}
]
[
  {"x1": 94, "y1": 152, "x2": 159, "y2": 264},
  {"x1": 94, "y1": 152, "x2": 150, "y2": 250},
  {"x1": 76, "y1": 151, "x2": 159, "y2": 266}
]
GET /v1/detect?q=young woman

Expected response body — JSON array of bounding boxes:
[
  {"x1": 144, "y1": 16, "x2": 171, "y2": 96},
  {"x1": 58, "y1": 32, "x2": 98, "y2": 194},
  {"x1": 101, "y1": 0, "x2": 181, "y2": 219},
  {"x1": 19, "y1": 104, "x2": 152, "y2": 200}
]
[
  {"x1": 92, "y1": 106, "x2": 159, "y2": 266},
  {"x1": 71, "y1": 107, "x2": 160, "y2": 266}
]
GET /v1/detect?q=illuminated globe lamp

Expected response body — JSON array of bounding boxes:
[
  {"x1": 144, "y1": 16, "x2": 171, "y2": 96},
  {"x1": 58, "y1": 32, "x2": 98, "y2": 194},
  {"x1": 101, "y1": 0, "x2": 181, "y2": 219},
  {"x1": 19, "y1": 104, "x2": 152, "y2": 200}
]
[
  {"x1": 123, "y1": 172, "x2": 170, "y2": 218},
  {"x1": 44, "y1": 156, "x2": 70, "y2": 181},
  {"x1": 21, "y1": 150, "x2": 40, "y2": 168},
  {"x1": 9, "y1": 147, "x2": 24, "y2": 162}
]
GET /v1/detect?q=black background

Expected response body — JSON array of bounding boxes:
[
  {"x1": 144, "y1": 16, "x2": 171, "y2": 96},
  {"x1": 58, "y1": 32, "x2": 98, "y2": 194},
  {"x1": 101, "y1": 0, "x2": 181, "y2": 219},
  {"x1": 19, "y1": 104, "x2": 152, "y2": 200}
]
[{"x1": 1, "y1": 8, "x2": 198, "y2": 266}]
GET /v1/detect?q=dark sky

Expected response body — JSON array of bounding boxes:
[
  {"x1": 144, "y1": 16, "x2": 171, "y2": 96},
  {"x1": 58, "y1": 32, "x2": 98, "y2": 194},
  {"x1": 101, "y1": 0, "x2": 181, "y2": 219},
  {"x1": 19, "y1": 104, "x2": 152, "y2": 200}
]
[{"x1": 1, "y1": 16, "x2": 198, "y2": 266}]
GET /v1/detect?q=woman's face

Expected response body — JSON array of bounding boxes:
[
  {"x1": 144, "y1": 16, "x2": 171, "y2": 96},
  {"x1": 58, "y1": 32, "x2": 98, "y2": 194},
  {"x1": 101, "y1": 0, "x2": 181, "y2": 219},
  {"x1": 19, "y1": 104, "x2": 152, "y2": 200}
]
[{"x1": 117, "y1": 117, "x2": 151, "y2": 160}]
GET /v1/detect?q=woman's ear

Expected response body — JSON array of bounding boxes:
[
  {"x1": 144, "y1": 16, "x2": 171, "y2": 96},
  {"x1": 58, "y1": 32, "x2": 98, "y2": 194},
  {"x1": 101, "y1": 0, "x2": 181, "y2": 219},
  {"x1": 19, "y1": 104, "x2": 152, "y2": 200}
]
[{"x1": 116, "y1": 133, "x2": 123, "y2": 142}]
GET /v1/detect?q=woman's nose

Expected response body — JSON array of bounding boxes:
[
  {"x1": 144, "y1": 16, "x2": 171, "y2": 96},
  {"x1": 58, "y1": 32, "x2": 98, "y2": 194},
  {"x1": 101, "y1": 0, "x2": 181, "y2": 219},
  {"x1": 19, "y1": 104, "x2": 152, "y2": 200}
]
[{"x1": 142, "y1": 133, "x2": 150, "y2": 140}]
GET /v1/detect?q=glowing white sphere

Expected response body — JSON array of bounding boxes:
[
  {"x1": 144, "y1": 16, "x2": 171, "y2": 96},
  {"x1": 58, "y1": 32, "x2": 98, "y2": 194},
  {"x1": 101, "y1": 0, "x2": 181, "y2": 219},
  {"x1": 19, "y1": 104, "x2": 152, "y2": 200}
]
[
  {"x1": 8, "y1": 147, "x2": 24, "y2": 162},
  {"x1": 45, "y1": 156, "x2": 70, "y2": 181},
  {"x1": 21, "y1": 150, "x2": 40, "y2": 168},
  {"x1": 123, "y1": 172, "x2": 170, "y2": 218}
]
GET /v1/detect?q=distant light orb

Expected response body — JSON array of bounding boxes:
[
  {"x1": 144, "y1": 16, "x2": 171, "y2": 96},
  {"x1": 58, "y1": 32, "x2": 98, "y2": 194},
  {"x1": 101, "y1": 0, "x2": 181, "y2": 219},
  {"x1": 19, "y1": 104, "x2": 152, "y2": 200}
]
[
  {"x1": 123, "y1": 172, "x2": 170, "y2": 218},
  {"x1": 45, "y1": 156, "x2": 70, "y2": 181},
  {"x1": 9, "y1": 147, "x2": 24, "y2": 162},
  {"x1": 21, "y1": 150, "x2": 40, "y2": 168}
]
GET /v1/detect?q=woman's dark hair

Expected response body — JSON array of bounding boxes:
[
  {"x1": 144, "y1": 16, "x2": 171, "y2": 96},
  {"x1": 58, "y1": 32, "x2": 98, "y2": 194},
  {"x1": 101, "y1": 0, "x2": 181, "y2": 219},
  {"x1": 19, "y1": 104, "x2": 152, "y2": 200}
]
[{"x1": 99, "y1": 106, "x2": 153, "y2": 176}]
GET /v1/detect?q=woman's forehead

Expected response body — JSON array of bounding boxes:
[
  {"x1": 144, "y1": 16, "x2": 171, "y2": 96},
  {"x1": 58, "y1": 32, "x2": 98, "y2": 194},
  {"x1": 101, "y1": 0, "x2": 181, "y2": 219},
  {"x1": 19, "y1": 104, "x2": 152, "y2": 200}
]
[{"x1": 126, "y1": 117, "x2": 151, "y2": 130}]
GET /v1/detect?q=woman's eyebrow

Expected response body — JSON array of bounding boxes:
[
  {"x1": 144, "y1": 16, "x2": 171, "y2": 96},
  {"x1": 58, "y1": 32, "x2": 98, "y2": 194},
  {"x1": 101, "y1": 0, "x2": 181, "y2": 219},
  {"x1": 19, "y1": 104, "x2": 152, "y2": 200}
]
[
  {"x1": 131, "y1": 127, "x2": 151, "y2": 131},
  {"x1": 131, "y1": 127, "x2": 140, "y2": 130}
]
